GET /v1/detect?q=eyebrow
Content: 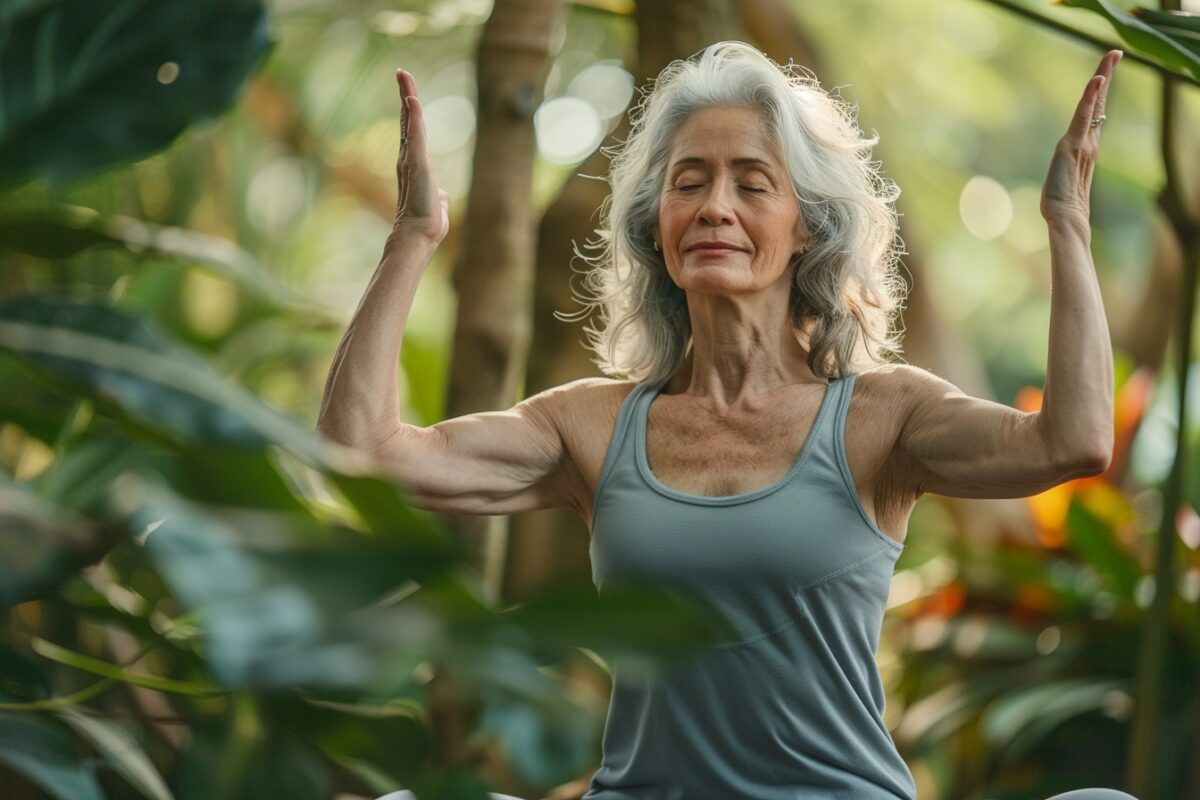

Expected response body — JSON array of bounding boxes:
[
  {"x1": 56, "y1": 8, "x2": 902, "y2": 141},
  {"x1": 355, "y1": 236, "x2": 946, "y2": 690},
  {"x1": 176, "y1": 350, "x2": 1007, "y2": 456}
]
[{"x1": 670, "y1": 156, "x2": 774, "y2": 170}]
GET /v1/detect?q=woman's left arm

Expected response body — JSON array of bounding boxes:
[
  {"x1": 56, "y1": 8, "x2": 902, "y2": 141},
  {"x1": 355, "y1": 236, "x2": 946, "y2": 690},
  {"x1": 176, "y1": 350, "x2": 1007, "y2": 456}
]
[
  {"x1": 1037, "y1": 49, "x2": 1122, "y2": 466},
  {"x1": 891, "y1": 50, "x2": 1122, "y2": 500}
]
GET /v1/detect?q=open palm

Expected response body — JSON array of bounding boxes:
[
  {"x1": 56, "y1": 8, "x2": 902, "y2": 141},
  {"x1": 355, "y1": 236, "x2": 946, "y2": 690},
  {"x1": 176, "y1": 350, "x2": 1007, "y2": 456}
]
[{"x1": 1040, "y1": 49, "x2": 1123, "y2": 229}]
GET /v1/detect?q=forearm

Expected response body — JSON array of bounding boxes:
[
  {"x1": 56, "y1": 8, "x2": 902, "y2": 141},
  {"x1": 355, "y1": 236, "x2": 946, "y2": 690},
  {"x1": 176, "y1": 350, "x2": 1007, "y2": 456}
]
[
  {"x1": 316, "y1": 234, "x2": 437, "y2": 450},
  {"x1": 1040, "y1": 217, "x2": 1115, "y2": 467}
]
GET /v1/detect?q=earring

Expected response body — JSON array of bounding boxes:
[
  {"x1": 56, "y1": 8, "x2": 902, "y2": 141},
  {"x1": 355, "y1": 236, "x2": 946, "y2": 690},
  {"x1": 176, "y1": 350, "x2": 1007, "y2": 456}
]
[{"x1": 653, "y1": 240, "x2": 661, "y2": 252}]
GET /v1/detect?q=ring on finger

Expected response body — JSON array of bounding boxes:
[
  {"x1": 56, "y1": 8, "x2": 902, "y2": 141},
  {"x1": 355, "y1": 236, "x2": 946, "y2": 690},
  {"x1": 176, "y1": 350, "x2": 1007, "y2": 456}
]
[{"x1": 1090, "y1": 114, "x2": 1106, "y2": 128}]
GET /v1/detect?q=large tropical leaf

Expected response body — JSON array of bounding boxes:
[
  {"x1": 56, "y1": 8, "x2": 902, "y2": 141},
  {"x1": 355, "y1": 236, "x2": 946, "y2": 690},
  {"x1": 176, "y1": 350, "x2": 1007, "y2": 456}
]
[
  {"x1": 1130, "y1": 8, "x2": 1200, "y2": 59},
  {"x1": 0, "y1": 205, "x2": 325, "y2": 313},
  {"x1": 0, "y1": 294, "x2": 334, "y2": 464},
  {"x1": 0, "y1": 479, "x2": 117, "y2": 608},
  {"x1": 0, "y1": 710, "x2": 105, "y2": 800},
  {"x1": 1053, "y1": 0, "x2": 1200, "y2": 80},
  {"x1": 981, "y1": 677, "x2": 1132, "y2": 763},
  {"x1": 0, "y1": 0, "x2": 272, "y2": 186},
  {"x1": 0, "y1": 351, "x2": 78, "y2": 444},
  {"x1": 56, "y1": 707, "x2": 176, "y2": 800},
  {"x1": 501, "y1": 573, "x2": 743, "y2": 671},
  {"x1": 128, "y1": 476, "x2": 453, "y2": 690}
]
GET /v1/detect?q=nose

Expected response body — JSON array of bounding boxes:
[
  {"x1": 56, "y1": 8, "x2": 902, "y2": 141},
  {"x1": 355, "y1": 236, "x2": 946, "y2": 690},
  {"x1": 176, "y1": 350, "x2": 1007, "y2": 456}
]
[{"x1": 695, "y1": 176, "x2": 737, "y2": 226}]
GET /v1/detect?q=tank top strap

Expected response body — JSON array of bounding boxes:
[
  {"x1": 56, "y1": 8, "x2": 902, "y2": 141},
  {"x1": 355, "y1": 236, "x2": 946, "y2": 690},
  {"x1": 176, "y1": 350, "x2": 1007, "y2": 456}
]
[
  {"x1": 593, "y1": 380, "x2": 658, "y2": 505},
  {"x1": 796, "y1": 371, "x2": 856, "y2": 475},
  {"x1": 830, "y1": 371, "x2": 859, "y2": 438}
]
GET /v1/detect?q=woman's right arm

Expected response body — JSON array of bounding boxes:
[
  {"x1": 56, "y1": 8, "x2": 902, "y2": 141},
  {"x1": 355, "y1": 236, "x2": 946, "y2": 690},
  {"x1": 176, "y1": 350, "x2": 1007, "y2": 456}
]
[{"x1": 316, "y1": 69, "x2": 584, "y2": 517}]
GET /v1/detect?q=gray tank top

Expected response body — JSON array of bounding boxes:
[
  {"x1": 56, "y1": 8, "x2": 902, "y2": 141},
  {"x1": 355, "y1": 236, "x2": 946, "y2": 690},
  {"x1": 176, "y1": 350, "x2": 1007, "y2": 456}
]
[{"x1": 584, "y1": 372, "x2": 916, "y2": 800}]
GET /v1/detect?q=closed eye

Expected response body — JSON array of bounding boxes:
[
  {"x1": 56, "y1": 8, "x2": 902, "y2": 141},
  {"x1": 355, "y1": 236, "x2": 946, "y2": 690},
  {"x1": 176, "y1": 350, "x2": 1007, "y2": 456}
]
[{"x1": 677, "y1": 185, "x2": 766, "y2": 193}]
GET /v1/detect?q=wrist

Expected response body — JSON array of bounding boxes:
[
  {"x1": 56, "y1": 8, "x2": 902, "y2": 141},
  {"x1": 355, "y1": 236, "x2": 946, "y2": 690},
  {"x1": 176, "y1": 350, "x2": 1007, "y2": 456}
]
[
  {"x1": 1044, "y1": 214, "x2": 1091, "y2": 241},
  {"x1": 383, "y1": 225, "x2": 441, "y2": 259}
]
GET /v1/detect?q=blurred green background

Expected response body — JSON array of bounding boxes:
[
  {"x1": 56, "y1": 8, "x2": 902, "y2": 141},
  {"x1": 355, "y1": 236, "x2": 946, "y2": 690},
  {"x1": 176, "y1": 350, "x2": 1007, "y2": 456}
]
[{"x1": 2, "y1": 0, "x2": 1200, "y2": 799}]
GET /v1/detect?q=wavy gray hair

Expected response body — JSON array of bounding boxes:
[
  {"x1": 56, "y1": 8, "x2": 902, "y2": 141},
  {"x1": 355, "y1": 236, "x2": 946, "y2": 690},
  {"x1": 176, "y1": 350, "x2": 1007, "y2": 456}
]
[{"x1": 557, "y1": 40, "x2": 908, "y2": 384}]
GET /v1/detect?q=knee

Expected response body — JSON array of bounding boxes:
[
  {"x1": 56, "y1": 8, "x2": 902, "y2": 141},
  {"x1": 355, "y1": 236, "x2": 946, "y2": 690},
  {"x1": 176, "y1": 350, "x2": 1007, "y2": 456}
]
[{"x1": 1044, "y1": 790, "x2": 1140, "y2": 800}]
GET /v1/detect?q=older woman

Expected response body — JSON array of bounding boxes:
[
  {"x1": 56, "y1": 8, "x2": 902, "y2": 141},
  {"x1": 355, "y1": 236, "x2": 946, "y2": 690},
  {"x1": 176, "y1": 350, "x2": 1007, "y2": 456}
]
[{"x1": 321, "y1": 41, "x2": 1135, "y2": 800}]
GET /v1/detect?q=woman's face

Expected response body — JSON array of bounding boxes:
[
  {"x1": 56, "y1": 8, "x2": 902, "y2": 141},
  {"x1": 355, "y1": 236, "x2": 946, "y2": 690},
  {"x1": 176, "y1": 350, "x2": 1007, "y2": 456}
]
[{"x1": 656, "y1": 105, "x2": 808, "y2": 297}]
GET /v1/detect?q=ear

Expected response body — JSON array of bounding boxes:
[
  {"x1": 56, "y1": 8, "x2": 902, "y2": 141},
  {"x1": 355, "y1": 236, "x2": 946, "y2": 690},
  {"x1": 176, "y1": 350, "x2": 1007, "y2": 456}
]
[{"x1": 792, "y1": 216, "x2": 811, "y2": 259}]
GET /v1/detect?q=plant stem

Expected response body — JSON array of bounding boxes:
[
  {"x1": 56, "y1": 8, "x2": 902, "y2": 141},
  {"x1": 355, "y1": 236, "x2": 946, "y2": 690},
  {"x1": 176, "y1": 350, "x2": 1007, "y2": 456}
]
[
  {"x1": 1127, "y1": 1, "x2": 1200, "y2": 791},
  {"x1": 973, "y1": 0, "x2": 1200, "y2": 88}
]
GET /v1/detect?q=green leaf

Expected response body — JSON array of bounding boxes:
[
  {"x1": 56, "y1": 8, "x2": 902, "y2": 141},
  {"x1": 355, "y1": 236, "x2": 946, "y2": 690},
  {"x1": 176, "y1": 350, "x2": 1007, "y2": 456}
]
[
  {"x1": 893, "y1": 662, "x2": 1045, "y2": 753},
  {"x1": 329, "y1": 470, "x2": 467, "y2": 574},
  {"x1": 127, "y1": 477, "x2": 450, "y2": 690},
  {"x1": 173, "y1": 723, "x2": 334, "y2": 800},
  {"x1": 295, "y1": 697, "x2": 427, "y2": 787},
  {"x1": 0, "y1": 710, "x2": 105, "y2": 800},
  {"x1": 1064, "y1": 495, "x2": 1142, "y2": 598},
  {"x1": 56, "y1": 707, "x2": 176, "y2": 800},
  {"x1": 0, "y1": 205, "x2": 327, "y2": 313},
  {"x1": 981, "y1": 677, "x2": 1131, "y2": 763},
  {"x1": 0, "y1": 0, "x2": 272, "y2": 187},
  {"x1": 473, "y1": 692, "x2": 597, "y2": 788},
  {"x1": 0, "y1": 642, "x2": 52, "y2": 703},
  {"x1": 30, "y1": 637, "x2": 216, "y2": 696},
  {"x1": 0, "y1": 294, "x2": 336, "y2": 465},
  {"x1": 0, "y1": 351, "x2": 78, "y2": 444},
  {"x1": 0, "y1": 479, "x2": 115, "y2": 608},
  {"x1": 1130, "y1": 8, "x2": 1200, "y2": 58},
  {"x1": 33, "y1": 435, "x2": 158, "y2": 515},
  {"x1": 1054, "y1": 0, "x2": 1200, "y2": 81},
  {"x1": 500, "y1": 574, "x2": 743, "y2": 671}
]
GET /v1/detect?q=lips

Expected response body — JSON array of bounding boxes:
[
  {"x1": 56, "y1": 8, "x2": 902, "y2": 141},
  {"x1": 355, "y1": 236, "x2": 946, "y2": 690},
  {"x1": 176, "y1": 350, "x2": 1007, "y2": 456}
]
[{"x1": 685, "y1": 242, "x2": 748, "y2": 253}]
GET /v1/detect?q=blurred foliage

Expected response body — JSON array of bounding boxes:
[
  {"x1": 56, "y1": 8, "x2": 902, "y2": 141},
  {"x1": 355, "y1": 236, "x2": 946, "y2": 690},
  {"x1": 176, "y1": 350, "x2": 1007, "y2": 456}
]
[
  {"x1": 887, "y1": 361, "x2": 1200, "y2": 798},
  {"x1": 2, "y1": 0, "x2": 1199, "y2": 798}
]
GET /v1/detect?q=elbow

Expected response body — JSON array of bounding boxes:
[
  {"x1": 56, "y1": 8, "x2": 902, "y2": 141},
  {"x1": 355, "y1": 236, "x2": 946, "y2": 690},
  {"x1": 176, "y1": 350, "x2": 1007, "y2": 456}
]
[
  {"x1": 316, "y1": 410, "x2": 400, "y2": 454},
  {"x1": 1064, "y1": 442, "x2": 1113, "y2": 477}
]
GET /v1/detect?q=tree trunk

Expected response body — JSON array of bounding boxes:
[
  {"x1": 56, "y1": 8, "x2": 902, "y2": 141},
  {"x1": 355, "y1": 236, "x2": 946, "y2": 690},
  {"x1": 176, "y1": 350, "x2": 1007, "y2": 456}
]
[
  {"x1": 429, "y1": 0, "x2": 564, "y2": 780},
  {"x1": 438, "y1": 0, "x2": 565, "y2": 600},
  {"x1": 504, "y1": 0, "x2": 744, "y2": 605}
]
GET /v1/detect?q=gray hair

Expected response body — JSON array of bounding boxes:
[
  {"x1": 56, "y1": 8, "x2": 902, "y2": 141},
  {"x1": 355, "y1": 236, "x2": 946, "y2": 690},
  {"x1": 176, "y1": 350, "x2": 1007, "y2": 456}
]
[{"x1": 557, "y1": 40, "x2": 908, "y2": 384}]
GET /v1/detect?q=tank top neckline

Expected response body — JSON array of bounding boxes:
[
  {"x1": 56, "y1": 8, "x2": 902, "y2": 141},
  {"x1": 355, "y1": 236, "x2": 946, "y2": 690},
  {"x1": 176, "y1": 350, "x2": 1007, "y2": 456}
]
[{"x1": 634, "y1": 375, "x2": 842, "y2": 506}]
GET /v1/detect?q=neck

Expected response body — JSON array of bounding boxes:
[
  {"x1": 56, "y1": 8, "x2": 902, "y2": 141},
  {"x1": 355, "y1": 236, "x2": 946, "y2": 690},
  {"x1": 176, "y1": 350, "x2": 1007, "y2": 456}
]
[{"x1": 670, "y1": 292, "x2": 823, "y2": 409}]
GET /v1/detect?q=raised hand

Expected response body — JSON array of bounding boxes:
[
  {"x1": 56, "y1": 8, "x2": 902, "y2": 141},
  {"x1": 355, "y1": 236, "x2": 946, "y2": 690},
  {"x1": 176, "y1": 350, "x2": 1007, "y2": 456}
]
[
  {"x1": 1040, "y1": 49, "x2": 1123, "y2": 229},
  {"x1": 392, "y1": 69, "x2": 450, "y2": 246}
]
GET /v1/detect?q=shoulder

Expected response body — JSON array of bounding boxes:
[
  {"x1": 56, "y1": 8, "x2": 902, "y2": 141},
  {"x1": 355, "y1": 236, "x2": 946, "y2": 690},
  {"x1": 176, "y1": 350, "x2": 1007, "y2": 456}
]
[
  {"x1": 524, "y1": 376, "x2": 638, "y2": 415},
  {"x1": 846, "y1": 362, "x2": 922, "y2": 413},
  {"x1": 521, "y1": 376, "x2": 640, "y2": 446},
  {"x1": 520, "y1": 377, "x2": 641, "y2": 520},
  {"x1": 852, "y1": 363, "x2": 954, "y2": 411},
  {"x1": 842, "y1": 364, "x2": 942, "y2": 498}
]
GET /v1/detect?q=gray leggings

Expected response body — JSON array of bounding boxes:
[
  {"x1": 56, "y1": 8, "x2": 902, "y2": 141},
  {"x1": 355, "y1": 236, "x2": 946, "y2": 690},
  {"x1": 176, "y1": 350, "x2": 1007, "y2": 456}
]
[{"x1": 377, "y1": 790, "x2": 1138, "y2": 799}]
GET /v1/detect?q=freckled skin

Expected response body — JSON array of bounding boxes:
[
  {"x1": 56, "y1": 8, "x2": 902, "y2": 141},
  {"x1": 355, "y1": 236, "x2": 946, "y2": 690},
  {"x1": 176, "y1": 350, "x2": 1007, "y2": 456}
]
[
  {"x1": 656, "y1": 106, "x2": 809, "y2": 302},
  {"x1": 627, "y1": 105, "x2": 916, "y2": 544},
  {"x1": 330, "y1": 54, "x2": 1121, "y2": 553}
]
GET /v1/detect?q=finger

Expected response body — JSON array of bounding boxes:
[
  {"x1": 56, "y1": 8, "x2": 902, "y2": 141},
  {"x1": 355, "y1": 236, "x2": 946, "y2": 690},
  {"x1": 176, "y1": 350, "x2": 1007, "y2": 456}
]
[
  {"x1": 1069, "y1": 73, "x2": 1107, "y2": 141},
  {"x1": 397, "y1": 77, "x2": 428, "y2": 157},
  {"x1": 1092, "y1": 50, "x2": 1121, "y2": 124},
  {"x1": 396, "y1": 69, "x2": 414, "y2": 148}
]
